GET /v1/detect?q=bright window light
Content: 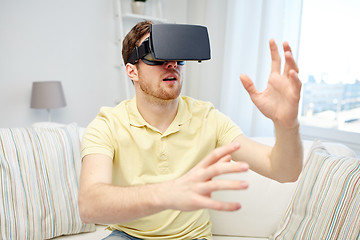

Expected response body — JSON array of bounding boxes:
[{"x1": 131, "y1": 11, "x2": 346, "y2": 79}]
[{"x1": 298, "y1": 0, "x2": 360, "y2": 133}]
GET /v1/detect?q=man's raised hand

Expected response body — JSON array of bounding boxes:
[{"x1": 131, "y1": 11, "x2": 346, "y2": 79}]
[
  {"x1": 161, "y1": 142, "x2": 249, "y2": 212},
  {"x1": 240, "y1": 39, "x2": 302, "y2": 129}
]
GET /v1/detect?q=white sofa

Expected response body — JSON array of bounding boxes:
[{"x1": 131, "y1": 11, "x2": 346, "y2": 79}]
[{"x1": 1, "y1": 123, "x2": 359, "y2": 240}]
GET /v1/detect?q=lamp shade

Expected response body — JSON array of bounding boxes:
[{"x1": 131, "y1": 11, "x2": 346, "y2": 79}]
[{"x1": 30, "y1": 81, "x2": 66, "y2": 109}]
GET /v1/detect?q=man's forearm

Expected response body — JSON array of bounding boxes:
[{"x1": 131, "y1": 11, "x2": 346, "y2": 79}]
[
  {"x1": 79, "y1": 182, "x2": 167, "y2": 224},
  {"x1": 270, "y1": 121, "x2": 303, "y2": 183}
]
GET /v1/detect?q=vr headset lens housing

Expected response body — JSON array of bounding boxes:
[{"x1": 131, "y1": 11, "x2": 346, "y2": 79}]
[
  {"x1": 142, "y1": 51, "x2": 185, "y2": 66},
  {"x1": 126, "y1": 24, "x2": 211, "y2": 65}
]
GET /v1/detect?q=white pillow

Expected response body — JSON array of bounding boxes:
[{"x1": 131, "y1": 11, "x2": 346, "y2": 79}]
[
  {"x1": 210, "y1": 170, "x2": 298, "y2": 237},
  {"x1": 271, "y1": 140, "x2": 360, "y2": 239},
  {"x1": 0, "y1": 123, "x2": 95, "y2": 239},
  {"x1": 32, "y1": 121, "x2": 67, "y2": 128}
]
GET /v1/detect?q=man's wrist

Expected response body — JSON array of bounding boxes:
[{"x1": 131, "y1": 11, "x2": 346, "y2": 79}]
[
  {"x1": 273, "y1": 119, "x2": 300, "y2": 133},
  {"x1": 148, "y1": 181, "x2": 173, "y2": 211}
]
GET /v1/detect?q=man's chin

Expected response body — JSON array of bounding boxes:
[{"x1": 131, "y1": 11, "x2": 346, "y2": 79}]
[
  {"x1": 159, "y1": 94, "x2": 180, "y2": 101},
  {"x1": 158, "y1": 89, "x2": 182, "y2": 100}
]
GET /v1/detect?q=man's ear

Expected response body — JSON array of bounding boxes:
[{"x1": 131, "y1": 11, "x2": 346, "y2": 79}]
[{"x1": 126, "y1": 63, "x2": 139, "y2": 82}]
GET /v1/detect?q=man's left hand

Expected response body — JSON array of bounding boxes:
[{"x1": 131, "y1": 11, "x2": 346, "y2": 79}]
[{"x1": 240, "y1": 39, "x2": 302, "y2": 129}]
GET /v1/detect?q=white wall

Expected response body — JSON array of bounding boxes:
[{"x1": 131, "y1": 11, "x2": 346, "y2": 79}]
[
  {"x1": 0, "y1": 0, "x2": 188, "y2": 128},
  {"x1": 1, "y1": 0, "x2": 116, "y2": 127}
]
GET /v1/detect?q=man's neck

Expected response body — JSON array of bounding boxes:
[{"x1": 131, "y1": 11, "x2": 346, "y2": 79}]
[{"x1": 136, "y1": 95, "x2": 179, "y2": 134}]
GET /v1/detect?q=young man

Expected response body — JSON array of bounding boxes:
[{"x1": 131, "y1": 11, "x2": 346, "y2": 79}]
[{"x1": 78, "y1": 21, "x2": 303, "y2": 240}]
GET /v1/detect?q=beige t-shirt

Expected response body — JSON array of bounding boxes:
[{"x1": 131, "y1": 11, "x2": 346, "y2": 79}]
[{"x1": 81, "y1": 96, "x2": 243, "y2": 239}]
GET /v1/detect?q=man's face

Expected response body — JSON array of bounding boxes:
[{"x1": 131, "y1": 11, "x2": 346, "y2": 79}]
[{"x1": 134, "y1": 34, "x2": 184, "y2": 101}]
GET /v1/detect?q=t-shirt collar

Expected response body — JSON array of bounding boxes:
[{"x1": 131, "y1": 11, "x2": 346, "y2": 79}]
[{"x1": 128, "y1": 97, "x2": 192, "y2": 130}]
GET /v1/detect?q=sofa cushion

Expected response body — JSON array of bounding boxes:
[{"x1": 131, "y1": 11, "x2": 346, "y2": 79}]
[
  {"x1": 210, "y1": 137, "x2": 299, "y2": 238},
  {"x1": 210, "y1": 138, "x2": 357, "y2": 238},
  {"x1": 210, "y1": 170, "x2": 298, "y2": 238},
  {"x1": 272, "y1": 140, "x2": 360, "y2": 239},
  {"x1": 0, "y1": 123, "x2": 95, "y2": 239},
  {"x1": 213, "y1": 236, "x2": 268, "y2": 240},
  {"x1": 52, "y1": 224, "x2": 109, "y2": 239}
]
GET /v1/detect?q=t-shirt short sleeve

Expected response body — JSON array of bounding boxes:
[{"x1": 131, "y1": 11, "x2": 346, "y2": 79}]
[{"x1": 81, "y1": 108, "x2": 115, "y2": 160}]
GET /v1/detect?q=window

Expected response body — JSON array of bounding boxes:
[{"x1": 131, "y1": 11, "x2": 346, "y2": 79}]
[{"x1": 298, "y1": 0, "x2": 360, "y2": 134}]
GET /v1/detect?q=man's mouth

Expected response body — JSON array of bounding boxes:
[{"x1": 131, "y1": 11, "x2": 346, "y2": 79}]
[
  {"x1": 163, "y1": 76, "x2": 177, "y2": 81},
  {"x1": 163, "y1": 74, "x2": 178, "y2": 81}
]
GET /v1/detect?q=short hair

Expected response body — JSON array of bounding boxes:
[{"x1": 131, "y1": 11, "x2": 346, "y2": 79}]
[{"x1": 122, "y1": 20, "x2": 153, "y2": 65}]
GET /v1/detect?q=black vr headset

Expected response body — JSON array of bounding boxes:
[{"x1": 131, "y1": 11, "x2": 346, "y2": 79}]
[{"x1": 126, "y1": 23, "x2": 211, "y2": 65}]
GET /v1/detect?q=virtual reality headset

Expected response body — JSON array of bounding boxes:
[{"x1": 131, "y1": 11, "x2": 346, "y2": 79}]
[{"x1": 126, "y1": 23, "x2": 211, "y2": 65}]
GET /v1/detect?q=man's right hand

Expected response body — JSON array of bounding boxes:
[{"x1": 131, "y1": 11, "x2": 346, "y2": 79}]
[{"x1": 160, "y1": 142, "x2": 249, "y2": 212}]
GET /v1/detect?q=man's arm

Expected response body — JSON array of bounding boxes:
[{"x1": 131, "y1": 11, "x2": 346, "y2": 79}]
[
  {"x1": 78, "y1": 142, "x2": 249, "y2": 224},
  {"x1": 231, "y1": 125, "x2": 302, "y2": 183},
  {"x1": 231, "y1": 39, "x2": 303, "y2": 183},
  {"x1": 78, "y1": 153, "x2": 164, "y2": 224}
]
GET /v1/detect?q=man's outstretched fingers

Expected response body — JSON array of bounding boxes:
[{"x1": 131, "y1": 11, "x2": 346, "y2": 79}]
[
  {"x1": 269, "y1": 39, "x2": 281, "y2": 74},
  {"x1": 195, "y1": 195, "x2": 242, "y2": 211},
  {"x1": 202, "y1": 161, "x2": 249, "y2": 181},
  {"x1": 199, "y1": 142, "x2": 240, "y2": 168},
  {"x1": 289, "y1": 69, "x2": 302, "y2": 97},
  {"x1": 282, "y1": 41, "x2": 292, "y2": 53},
  {"x1": 240, "y1": 74, "x2": 257, "y2": 97},
  {"x1": 283, "y1": 51, "x2": 299, "y2": 76},
  {"x1": 200, "y1": 178, "x2": 249, "y2": 194}
]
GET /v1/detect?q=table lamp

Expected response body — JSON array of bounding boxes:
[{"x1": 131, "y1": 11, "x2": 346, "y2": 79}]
[{"x1": 30, "y1": 81, "x2": 67, "y2": 122}]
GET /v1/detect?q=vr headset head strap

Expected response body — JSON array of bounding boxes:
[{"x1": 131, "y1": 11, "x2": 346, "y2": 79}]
[{"x1": 126, "y1": 38, "x2": 151, "y2": 64}]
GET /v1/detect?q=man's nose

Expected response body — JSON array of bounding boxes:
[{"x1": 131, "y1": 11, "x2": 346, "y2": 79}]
[{"x1": 164, "y1": 61, "x2": 178, "y2": 69}]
